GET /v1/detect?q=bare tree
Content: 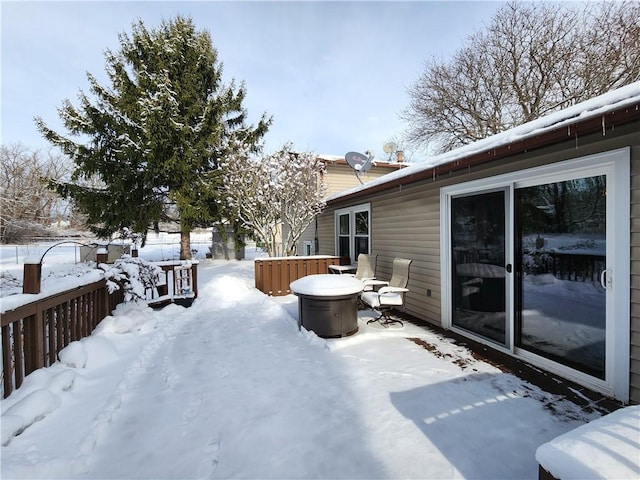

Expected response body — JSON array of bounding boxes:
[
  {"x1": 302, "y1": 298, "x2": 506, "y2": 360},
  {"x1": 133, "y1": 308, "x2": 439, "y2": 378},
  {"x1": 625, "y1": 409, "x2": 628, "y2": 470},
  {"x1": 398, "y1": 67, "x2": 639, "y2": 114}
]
[
  {"x1": 0, "y1": 143, "x2": 73, "y2": 242},
  {"x1": 223, "y1": 143, "x2": 326, "y2": 257},
  {"x1": 403, "y1": 1, "x2": 640, "y2": 153}
]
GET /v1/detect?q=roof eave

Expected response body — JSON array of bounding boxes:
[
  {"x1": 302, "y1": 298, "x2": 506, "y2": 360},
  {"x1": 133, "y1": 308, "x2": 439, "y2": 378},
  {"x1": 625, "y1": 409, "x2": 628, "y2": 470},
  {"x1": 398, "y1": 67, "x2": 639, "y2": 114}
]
[{"x1": 327, "y1": 102, "x2": 640, "y2": 206}]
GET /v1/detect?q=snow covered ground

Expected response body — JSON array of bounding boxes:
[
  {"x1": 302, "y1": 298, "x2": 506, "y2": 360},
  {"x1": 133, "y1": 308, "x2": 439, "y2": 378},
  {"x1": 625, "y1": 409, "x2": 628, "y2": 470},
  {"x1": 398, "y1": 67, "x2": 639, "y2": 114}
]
[{"x1": 0, "y1": 241, "x2": 615, "y2": 479}]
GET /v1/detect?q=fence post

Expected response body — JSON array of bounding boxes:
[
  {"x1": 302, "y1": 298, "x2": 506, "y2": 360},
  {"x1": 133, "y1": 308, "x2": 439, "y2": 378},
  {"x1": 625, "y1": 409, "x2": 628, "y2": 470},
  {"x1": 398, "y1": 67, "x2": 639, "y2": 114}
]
[
  {"x1": 254, "y1": 260, "x2": 263, "y2": 292},
  {"x1": 96, "y1": 247, "x2": 108, "y2": 264},
  {"x1": 23, "y1": 262, "x2": 42, "y2": 294},
  {"x1": 102, "y1": 281, "x2": 110, "y2": 319},
  {"x1": 24, "y1": 308, "x2": 45, "y2": 375},
  {"x1": 192, "y1": 262, "x2": 198, "y2": 298}
]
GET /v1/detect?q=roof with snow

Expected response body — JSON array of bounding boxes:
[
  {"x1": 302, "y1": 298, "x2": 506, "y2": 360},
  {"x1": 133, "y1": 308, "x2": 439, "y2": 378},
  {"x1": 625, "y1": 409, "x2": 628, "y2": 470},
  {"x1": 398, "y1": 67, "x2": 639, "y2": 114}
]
[
  {"x1": 317, "y1": 154, "x2": 407, "y2": 170},
  {"x1": 327, "y1": 81, "x2": 640, "y2": 205}
]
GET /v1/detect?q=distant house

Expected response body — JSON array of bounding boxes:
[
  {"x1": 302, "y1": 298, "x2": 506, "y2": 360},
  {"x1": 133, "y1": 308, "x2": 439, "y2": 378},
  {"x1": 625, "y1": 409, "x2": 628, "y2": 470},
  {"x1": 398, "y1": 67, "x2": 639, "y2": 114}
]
[
  {"x1": 293, "y1": 153, "x2": 407, "y2": 256},
  {"x1": 315, "y1": 82, "x2": 640, "y2": 404}
]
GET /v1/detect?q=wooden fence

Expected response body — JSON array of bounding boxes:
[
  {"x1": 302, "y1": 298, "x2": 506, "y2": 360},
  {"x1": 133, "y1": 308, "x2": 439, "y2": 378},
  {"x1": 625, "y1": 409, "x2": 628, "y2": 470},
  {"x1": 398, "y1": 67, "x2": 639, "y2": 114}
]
[
  {"x1": 0, "y1": 260, "x2": 199, "y2": 399},
  {"x1": 254, "y1": 256, "x2": 346, "y2": 296},
  {"x1": 1, "y1": 279, "x2": 124, "y2": 398}
]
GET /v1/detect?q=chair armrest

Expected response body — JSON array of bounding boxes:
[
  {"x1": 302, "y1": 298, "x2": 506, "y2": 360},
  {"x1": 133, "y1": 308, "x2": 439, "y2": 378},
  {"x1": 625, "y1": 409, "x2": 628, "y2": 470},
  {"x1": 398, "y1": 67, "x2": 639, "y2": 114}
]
[
  {"x1": 363, "y1": 279, "x2": 387, "y2": 287},
  {"x1": 378, "y1": 286, "x2": 409, "y2": 295}
]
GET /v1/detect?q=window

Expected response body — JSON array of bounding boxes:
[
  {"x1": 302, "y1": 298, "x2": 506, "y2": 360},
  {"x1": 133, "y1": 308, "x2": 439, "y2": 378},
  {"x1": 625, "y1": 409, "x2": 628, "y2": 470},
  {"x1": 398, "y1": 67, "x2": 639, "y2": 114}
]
[
  {"x1": 303, "y1": 241, "x2": 314, "y2": 256},
  {"x1": 335, "y1": 203, "x2": 371, "y2": 264},
  {"x1": 338, "y1": 213, "x2": 350, "y2": 259}
]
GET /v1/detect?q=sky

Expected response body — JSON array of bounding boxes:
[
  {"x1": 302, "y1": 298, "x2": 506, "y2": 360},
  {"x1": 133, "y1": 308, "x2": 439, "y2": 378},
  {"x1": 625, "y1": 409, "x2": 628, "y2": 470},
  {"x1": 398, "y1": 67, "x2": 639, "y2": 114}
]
[
  {"x1": 1, "y1": 0, "x2": 504, "y2": 159},
  {"x1": 3, "y1": 242, "x2": 636, "y2": 479}
]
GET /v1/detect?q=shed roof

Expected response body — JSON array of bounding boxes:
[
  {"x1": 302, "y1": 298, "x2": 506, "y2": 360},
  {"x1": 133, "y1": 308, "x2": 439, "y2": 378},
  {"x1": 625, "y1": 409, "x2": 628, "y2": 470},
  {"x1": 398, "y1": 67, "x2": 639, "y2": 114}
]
[{"x1": 327, "y1": 81, "x2": 640, "y2": 205}]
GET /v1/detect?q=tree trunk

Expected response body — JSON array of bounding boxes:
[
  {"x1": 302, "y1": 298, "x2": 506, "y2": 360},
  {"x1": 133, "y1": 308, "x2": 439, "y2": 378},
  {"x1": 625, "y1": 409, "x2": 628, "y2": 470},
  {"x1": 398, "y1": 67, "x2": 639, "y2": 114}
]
[{"x1": 180, "y1": 226, "x2": 191, "y2": 260}]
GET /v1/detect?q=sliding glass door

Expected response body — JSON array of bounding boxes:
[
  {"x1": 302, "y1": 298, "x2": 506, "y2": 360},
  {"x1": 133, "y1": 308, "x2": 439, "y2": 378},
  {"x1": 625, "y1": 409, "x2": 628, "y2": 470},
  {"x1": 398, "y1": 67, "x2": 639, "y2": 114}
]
[
  {"x1": 443, "y1": 148, "x2": 629, "y2": 399},
  {"x1": 450, "y1": 179, "x2": 607, "y2": 371},
  {"x1": 515, "y1": 176, "x2": 607, "y2": 379}
]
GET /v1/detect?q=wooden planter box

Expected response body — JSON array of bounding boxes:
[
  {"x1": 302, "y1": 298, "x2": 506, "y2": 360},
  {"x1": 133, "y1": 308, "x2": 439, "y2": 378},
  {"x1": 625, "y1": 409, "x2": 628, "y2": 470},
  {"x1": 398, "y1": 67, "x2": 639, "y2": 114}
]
[{"x1": 254, "y1": 256, "x2": 347, "y2": 296}]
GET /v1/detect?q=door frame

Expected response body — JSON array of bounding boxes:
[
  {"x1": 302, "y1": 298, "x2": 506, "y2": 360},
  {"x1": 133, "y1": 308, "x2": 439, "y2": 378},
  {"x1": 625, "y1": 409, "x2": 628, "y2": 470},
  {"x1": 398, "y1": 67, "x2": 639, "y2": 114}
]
[{"x1": 440, "y1": 148, "x2": 630, "y2": 400}]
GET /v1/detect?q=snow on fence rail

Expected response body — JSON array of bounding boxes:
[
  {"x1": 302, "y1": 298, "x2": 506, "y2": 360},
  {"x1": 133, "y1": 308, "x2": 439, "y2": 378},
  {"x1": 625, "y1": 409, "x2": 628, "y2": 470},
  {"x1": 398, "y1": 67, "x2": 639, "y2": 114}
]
[{"x1": 0, "y1": 279, "x2": 124, "y2": 399}]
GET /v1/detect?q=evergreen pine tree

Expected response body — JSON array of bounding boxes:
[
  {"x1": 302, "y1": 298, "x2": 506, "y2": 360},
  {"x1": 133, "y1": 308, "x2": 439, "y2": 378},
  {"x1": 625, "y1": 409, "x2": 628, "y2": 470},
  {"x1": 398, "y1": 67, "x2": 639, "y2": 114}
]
[{"x1": 35, "y1": 16, "x2": 270, "y2": 258}]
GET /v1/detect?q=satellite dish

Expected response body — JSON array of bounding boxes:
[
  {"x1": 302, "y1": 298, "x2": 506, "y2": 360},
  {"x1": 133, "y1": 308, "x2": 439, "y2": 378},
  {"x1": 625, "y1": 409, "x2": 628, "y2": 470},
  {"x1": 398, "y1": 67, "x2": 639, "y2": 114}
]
[
  {"x1": 344, "y1": 152, "x2": 372, "y2": 172},
  {"x1": 345, "y1": 151, "x2": 374, "y2": 184},
  {"x1": 383, "y1": 142, "x2": 396, "y2": 154},
  {"x1": 383, "y1": 142, "x2": 397, "y2": 161}
]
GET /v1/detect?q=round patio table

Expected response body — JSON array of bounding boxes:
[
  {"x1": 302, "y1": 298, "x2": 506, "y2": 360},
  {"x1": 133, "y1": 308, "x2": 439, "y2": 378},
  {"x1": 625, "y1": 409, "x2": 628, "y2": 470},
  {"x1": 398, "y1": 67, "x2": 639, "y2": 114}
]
[{"x1": 290, "y1": 274, "x2": 363, "y2": 338}]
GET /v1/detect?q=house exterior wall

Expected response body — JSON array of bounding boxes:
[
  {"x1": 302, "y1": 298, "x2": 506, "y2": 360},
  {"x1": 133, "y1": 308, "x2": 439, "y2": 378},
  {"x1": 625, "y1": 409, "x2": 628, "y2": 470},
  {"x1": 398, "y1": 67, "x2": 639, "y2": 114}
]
[
  {"x1": 318, "y1": 121, "x2": 640, "y2": 403},
  {"x1": 295, "y1": 160, "x2": 405, "y2": 255},
  {"x1": 297, "y1": 219, "x2": 317, "y2": 256},
  {"x1": 323, "y1": 162, "x2": 401, "y2": 196},
  {"x1": 630, "y1": 152, "x2": 640, "y2": 403},
  {"x1": 323, "y1": 166, "x2": 360, "y2": 196}
]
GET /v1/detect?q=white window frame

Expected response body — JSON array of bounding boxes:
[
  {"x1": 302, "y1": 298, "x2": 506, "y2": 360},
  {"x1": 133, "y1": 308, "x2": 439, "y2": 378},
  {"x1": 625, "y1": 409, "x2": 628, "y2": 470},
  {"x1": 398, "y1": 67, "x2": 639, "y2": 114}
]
[
  {"x1": 440, "y1": 148, "x2": 630, "y2": 401},
  {"x1": 334, "y1": 203, "x2": 371, "y2": 264}
]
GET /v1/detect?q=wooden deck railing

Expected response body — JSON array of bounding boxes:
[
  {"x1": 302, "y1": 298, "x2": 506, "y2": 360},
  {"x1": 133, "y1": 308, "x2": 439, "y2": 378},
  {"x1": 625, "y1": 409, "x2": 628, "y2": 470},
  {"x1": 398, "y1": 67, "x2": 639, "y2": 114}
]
[
  {"x1": 1, "y1": 279, "x2": 124, "y2": 398},
  {"x1": 254, "y1": 256, "x2": 346, "y2": 296},
  {"x1": 1, "y1": 260, "x2": 200, "y2": 398}
]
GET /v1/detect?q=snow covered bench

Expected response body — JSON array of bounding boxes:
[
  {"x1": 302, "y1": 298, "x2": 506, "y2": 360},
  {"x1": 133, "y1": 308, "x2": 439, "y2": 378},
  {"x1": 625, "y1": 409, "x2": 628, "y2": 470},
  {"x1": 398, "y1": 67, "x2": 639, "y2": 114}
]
[{"x1": 536, "y1": 405, "x2": 639, "y2": 480}]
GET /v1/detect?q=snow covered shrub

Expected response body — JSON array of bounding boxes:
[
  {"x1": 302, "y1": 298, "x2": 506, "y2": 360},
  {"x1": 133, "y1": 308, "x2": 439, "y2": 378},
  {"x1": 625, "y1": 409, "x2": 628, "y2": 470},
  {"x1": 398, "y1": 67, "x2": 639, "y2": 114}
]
[
  {"x1": 101, "y1": 255, "x2": 162, "y2": 302},
  {"x1": 522, "y1": 249, "x2": 553, "y2": 275}
]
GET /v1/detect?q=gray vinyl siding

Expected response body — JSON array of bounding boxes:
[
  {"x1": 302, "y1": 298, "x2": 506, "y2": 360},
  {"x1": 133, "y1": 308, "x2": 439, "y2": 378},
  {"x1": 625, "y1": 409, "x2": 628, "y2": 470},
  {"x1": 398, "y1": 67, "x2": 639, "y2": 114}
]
[
  {"x1": 318, "y1": 120, "x2": 640, "y2": 404},
  {"x1": 317, "y1": 213, "x2": 335, "y2": 256},
  {"x1": 629, "y1": 148, "x2": 640, "y2": 404},
  {"x1": 297, "y1": 219, "x2": 317, "y2": 255},
  {"x1": 371, "y1": 184, "x2": 441, "y2": 325},
  {"x1": 318, "y1": 184, "x2": 442, "y2": 325}
]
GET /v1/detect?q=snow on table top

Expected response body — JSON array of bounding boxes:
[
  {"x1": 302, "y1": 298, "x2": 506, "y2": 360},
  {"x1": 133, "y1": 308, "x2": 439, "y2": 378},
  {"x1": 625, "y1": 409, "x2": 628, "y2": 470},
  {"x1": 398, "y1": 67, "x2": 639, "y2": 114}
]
[
  {"x1": 290, "y1": 274, "x2": 363, "y2": 296},
  {"x1": 535, "y1": 405, "x2": 640, "y2": 480}
]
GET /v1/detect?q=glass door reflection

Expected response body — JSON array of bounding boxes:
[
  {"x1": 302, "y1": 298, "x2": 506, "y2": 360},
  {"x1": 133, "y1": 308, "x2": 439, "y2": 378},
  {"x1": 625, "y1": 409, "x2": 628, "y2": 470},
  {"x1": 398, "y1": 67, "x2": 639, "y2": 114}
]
[
  {"x1": 515, "y1": 175, "x2": 606, "y2": 379},
  {"x1": 451, "y1": 190, "x2": 507, "y2": 345}
]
